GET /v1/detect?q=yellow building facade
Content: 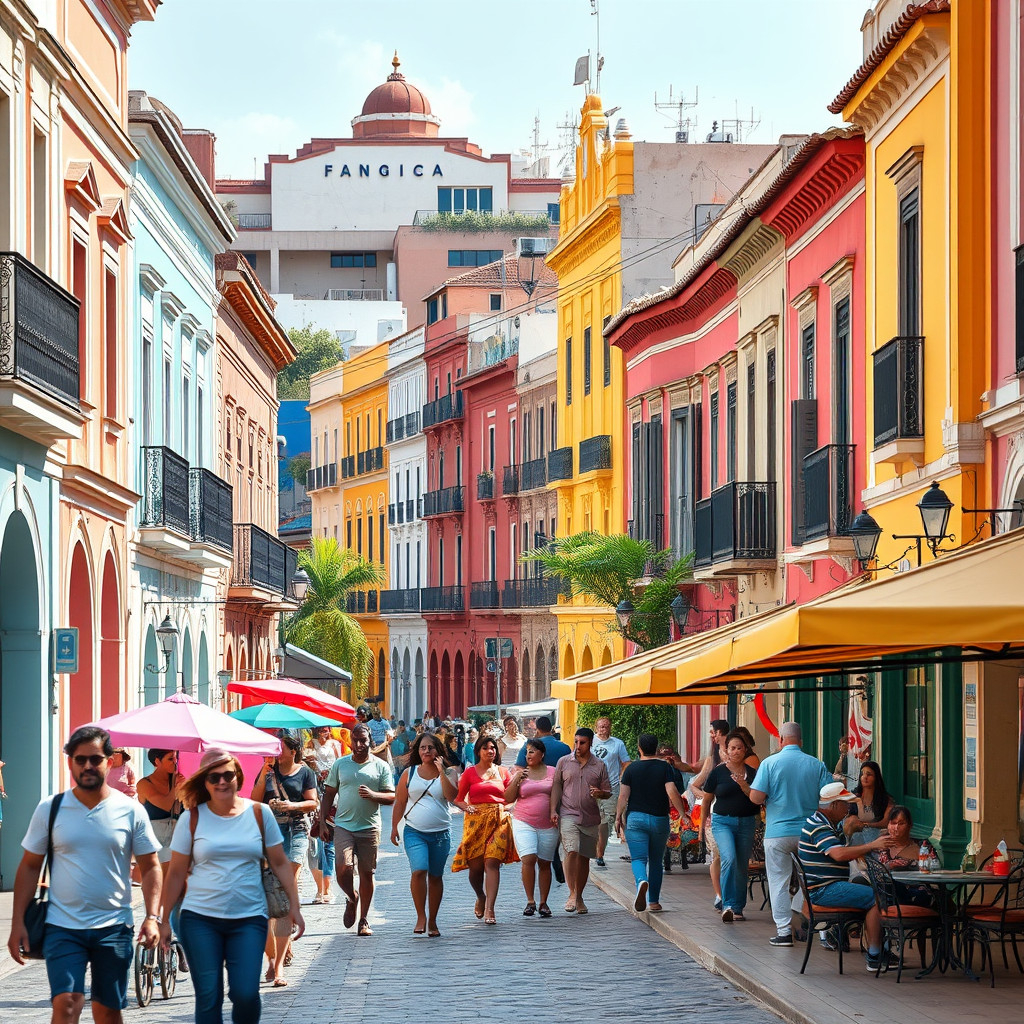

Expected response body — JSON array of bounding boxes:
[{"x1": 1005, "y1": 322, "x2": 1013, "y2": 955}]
[{"x1": 545, "y1": 95, "x2": 631, "y2": 694}]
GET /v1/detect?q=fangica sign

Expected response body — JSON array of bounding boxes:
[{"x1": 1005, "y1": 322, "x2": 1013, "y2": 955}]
[{"x1": 323, "y1": 162, "x2": 444, "y2": 178}]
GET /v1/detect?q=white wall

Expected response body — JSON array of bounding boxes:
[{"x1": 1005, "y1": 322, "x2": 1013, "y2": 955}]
[{"x1": 272, "y1": 295, "x2": 407, "y2": 350}]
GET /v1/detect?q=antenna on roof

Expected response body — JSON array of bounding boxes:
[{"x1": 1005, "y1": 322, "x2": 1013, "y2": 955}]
[
  {"x1": 654, "y1": 84, "x2": 699, "y2": 143},
  {"x1": 590, "y1": 0, "x2": 603, "y2": 93}
]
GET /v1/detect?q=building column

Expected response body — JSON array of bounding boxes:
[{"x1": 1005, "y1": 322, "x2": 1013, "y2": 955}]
[{"x1": 269, "y1": 245, "x2": 280, "y2": 293}]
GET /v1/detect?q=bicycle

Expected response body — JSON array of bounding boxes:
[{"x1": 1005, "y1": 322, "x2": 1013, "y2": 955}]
[{"x1": 134, "y1": 937, "x2": 183, "y2": 1006}]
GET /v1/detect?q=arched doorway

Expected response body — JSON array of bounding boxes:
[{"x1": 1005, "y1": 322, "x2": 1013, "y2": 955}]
[
  {"x1": 414, "y1": 648, "x2": 425, "y2": 722},
  {"x1": 143, "y1": 625, "x2": 160, "y2": 706},
  {"x1": 581, "y1": 647, "x2": 594, "y2": 673},
  {"x1": 562, "y1": 646, "x2": 575, "y2": 679},
  {"x1": 428, "y1": 650, "x2": 439, "y2": 715},
  {"x1": 99, "y1": 552, "x2": 120, "y2": 717},
  {"x1": 521, "y1": 648, "x2": 531, "y2": 702},
  {"x1": 453, "y1": 651, "x2": 465, "y2": 715},
  {"x1": 68, "y1": 543, "x2": 94, "y2": 730},
  {"x1": 601, "y1": 646, "x2": 613, "y2": 667},
  {"x1": 536, "y1": 642, "x2": 547, "y2": 696},
  {"x1": 440, "y1": 651, "x2": 451, "y2": 716},
  {"x1": 197, "y1": 632, "x2": 210, "y2": 706},
  {"x1": 0, "y1": 511, "x2": 42, "y2": 887},
  {"x1": 180, "y1": 628, "x2": 193, "y2": 697},
  {"x1": 377, "y1": 648, "x2": 386, "y2": 703},
  {"x1": 401, "y1": 648, "x2": 411, "y2": 722},
  {"x1": 549, "y1": 646, "x2": 558, "y2": 686}
]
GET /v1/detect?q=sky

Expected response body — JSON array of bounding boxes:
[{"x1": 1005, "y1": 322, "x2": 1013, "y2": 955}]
[{"x1": 128, "y1": 0, "x2": 870, "y2": 180}]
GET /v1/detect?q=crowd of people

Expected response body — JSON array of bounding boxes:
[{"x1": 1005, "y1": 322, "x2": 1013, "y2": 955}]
[{"x1": 4, "y1": 706, "x2": 905, "y2": 1023}]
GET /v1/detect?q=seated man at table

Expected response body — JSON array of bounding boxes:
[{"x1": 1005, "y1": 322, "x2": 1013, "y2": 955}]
[{"x1": 798, "y1": 782, "x2": 898, "y2": 972}]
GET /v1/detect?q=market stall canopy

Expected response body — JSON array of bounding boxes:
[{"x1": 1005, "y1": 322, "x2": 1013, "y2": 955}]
[
  {"x1": 228, "y1": 703, "x2": 338, "y2": 730},
  {"x1": 282, "y1": 644, "x2": 352, "y2": 696},
  {"x1": 551, "y1": 529, "x2": 1024, "y2": 704},
  {"x1": 227, "y1": 677, "x2": 357, "y2": 724}
]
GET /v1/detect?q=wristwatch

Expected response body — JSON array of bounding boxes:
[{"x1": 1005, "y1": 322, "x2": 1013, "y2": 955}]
[{"x1": 145, "y1": 914, "x2": 162, "y2": 924}]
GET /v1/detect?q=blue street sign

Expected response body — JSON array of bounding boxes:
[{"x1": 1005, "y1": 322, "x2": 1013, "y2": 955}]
[
  {"x1": 54, "y1": 628, "x2": 79, "y2": 674},
  {"x1": 486, "y1": 660, "x2": 496, "y2": 674},
  {"x1": 485, "y1": 637, "x2": 513, "y2": 659}
]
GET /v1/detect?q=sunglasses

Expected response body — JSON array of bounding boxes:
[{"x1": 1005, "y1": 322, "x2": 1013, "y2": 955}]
[
  {"x1": 205, "y1": 770, "x2": 236, "y2": 785},
  {"x1": 72, "y1": 754, "x2": 107, "y2": 767}
]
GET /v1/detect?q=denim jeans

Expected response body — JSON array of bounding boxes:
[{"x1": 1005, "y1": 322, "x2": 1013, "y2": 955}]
[
  {"x1": 711, "y1": 814, "x2": 757, "y2": 914},
  {"x1": 624, "y1": 812, "x2": 671, "y2": 903},
  {"x1": 178, "y1": 910, "x2": 267, "y2": 1024},
  {"x1": 317, "y1": 837, "x2": 336, "y2": 878}
]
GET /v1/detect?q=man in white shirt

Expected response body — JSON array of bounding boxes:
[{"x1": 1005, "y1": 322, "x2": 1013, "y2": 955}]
[
  {"x1": 590, "y1": 717, "x2": 631, "y2": 867},
  {"x1": 7, "y1": 726, "x2": 162, "y2": 1022}
]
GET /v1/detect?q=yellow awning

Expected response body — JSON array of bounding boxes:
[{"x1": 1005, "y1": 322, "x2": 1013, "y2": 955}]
[{"x1": 552, "y1": 528, "x2": 1024, "y2": 704}]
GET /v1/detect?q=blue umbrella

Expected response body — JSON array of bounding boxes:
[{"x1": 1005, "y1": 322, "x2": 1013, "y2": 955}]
[{"x1": 228, "y1": 703, "x2": 337, "y2": 730}]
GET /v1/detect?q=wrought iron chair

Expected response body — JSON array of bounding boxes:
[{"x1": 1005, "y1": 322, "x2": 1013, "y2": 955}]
[
  {"x1": 747, "y1": 830, "x2": 769, "y2": 910},
  {"x1": 964, "y1": 863, "x2": 1024, "y2": 987},
  {"x1": 791, "y1": 853, "x2": 867, "y2": 975},
  {"x1": 864, "y1": 857, "x2": 941, "y2": 982}
]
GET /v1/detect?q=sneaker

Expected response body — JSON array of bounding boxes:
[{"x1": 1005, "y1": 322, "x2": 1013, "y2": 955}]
[
  {"x1": 634, "y1": 880, "x2": 649, "y2": 912},
  {"x1": 733, "y1": 912, "x2": 746, "y2": 921},
  {"x1": 713, "y1": 896, "x2": 723, "y2": 911},
  {"x1": 664, "y1": 862, "x2": 673, "y2": 873},
  {"x1": 312, "y1": 893, "x2": 324, "y2": 905},
  {"x1": 595, "y1": 856, "x2": 606, "y2": 867},
  {"x1": 721, "y1": 907, "x2": 734, "y2": 922},
  {"x1": 819, "y1": 928, "x2": 839, "y2": 951},
  {"x1": 769, "y1": 933, "x2": 794, "y2": 947}
]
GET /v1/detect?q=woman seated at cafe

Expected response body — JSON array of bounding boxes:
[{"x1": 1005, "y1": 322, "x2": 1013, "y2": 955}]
[{"x1": 872, "y1": 804, "x2": 934, "y2": 907}]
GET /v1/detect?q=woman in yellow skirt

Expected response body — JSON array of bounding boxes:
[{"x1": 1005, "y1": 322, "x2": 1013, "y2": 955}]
[{"x1": 452, "y1": 734, "x2": 519, "y2": 924}]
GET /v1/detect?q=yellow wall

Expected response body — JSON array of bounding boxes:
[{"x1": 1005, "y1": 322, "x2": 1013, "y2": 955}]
[{"x1": 546, "y1": 94, "x2": 631, "y2": 678}]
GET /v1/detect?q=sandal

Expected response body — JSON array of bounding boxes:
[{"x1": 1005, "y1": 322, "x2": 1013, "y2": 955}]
[
  {"x1": 474, "y1": 896, "x2": 485, "y2": 919},
  {"x1": 538, "y1": 903, "x2": 552, "y2": 918},
  {"x1": 283, "y1": 949, "x2": 293, "y2": 967},
  {"x1": 523, "y1": 902, "x2": 537, "y2": 916},
  {"x1": 484, "y1": 915, "x2": 497, "y2": 925},
  {"x1": 343, "y1": 897, "x2": 357, "y2": 930},
  {"x1": 273, "y1": 978, "x2": 288, "y2": 988},
  {"x1": 428, "y1": 928, "x2": 441, "y2": 937},
  {"x1": 357, "y1": 919, "x2": 373, "y2": 936},
  {"x1": 264, "y1": 965, "x2": 274, "y2": 983}
]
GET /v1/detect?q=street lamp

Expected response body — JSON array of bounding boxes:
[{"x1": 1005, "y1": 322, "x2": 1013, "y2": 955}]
[
  {"x1": 670, "y1": 593, "x2": 691, "y2": 633},
  {"x1": 849, "y1": 509, "x2": 882, "y2": 568},
  {"x1": 215, "y1": 668, "x2": 233, "y2": 708},
  {"x1": 273, "y1": 646, "x2": 286, "y2": 677},
  {"x1": 615, "y1": 599, "x2": 635, "y2": 629},
  {"x1": 290, "y1": 568, "x2": 311, "y2": 602},
  {"x1": 154, "y1": 614, "x2": 179, "y2": 677},
  {"x1": 916, "y1": 481, "x2": 953, "y2": 549}
]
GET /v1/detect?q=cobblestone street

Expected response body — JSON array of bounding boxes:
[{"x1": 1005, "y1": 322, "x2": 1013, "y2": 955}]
[{"x1": 2, "y1": 811, "x2": 780, "y2": 1023}]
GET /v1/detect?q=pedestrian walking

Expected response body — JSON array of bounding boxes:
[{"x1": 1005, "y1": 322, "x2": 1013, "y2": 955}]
[
  {"x1": 365, "y1": 705, "x2": 394, "y2": 769},
  {"x1": 320, "y1": 723, "x2": 395, "y2": 937},
  {"x1": 462, "y1": 727, "x2": 478, "y2": 766},
  {"x1": 107, "y1": 749, "x2": 136, "y2": 798},
  {"x1": 251, "y1": 734, "x2": 317, "y2": 985},
  {"x1": 504, "y1": 738, "x2": 558, "y2": 917},
  {"x1": 514, "y1": 716, "x2": 570, "y2": 767},
  {"x1": 7, "y1": 725, "x2": 163, "y2": 1023},
  {"x1": 590, "y1": 717, "x2": 630, "y2": 867},
  {"x1": 497, "y1": 716, "x2": 526, "y2": 763},
  {"x1": 302, "y1": 726, "x2": 343, "y2": 905},
  {"x1": 689, "y1": 719, "x2": 734, "y2": 910},
  {"x1": 747, "y1": 721, "x2": 833, "y2": 946},
  {"x1": 160, "y1": 747, "x2": 304, "y2": 1020},
  {"x1": 550, "y1": 727, "x2": 611, "y2": 916},
  {"x1": 389, "y1": 732, "x2": 458, "y2": 936},
  {"x1": 452, "y1": 734, "x2": 519, "y2": 924},
  {"x1": 389, "y1": 720, "x2": 415, "y2": 783},
  {"x1": 614, "y1": 733, "x2": 688, "y2": 913},
  {"x1": 137, "y1": 748, "x2": 184, "y2": 874}
]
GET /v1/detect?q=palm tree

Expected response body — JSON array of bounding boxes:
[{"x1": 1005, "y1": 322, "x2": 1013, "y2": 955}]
[
  {"x1": 284, "y1": 537, "x2": 387, "y2": 698},
  {"x1": 521, "y1": 531, "x2": 693, "y2": 652}
]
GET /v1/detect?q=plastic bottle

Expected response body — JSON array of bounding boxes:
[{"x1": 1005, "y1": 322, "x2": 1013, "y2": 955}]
[{"x1": 918, "y1": 841, "x2": 930, "y2": 873}]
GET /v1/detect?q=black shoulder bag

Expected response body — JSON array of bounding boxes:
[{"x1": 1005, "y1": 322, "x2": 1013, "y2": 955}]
[{"x1": 22, "y1": 791, "x2": 64, "y2": 960}]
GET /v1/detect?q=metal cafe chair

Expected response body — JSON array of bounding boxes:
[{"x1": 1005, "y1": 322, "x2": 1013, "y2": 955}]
[
  {"x1": 864, "y1": 857, "x2": 941, "y2": 982},
  {"x1": 791, "y1": 853, "x2": 867, "y2": 975}
]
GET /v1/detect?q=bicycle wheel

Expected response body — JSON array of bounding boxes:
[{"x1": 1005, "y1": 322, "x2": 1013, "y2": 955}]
[
  {"x1": 159, "y1": 942, "x2": 177, "y2": 1000},
  {"x1": 134, "y1": 942, "x2": 155, "y2": 1007}
]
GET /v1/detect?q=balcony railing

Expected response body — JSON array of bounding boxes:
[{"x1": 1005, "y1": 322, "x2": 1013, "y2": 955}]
[
  {"x1": 388, "y1": 503, "x2": 396, "y2": 525},
  {"x1": 477, "y1": 473, "x2": 494, "y2": 500},
  {"x1": 323, "y1": 288, "x2": 384, "y2": 301},
  {"x1": 367, "y1": 590, "x2": 378, "y2": 613},
  {"x1": 380, "y1": 588, "x2": 422, "y2": 614},
  {"x1": 579, "y1": 435, "x2": 612, "y2": 474},
  {"x1": 411, "y1": 208, "x2": 556, "y2": 228},
  {"x1": 694, "y1": 481, "x2": 777, "y2": 567},
  {"x1": 422, "y1": 485, "x2": 464, "y2": 517},
  {"x1": 232, "y1": 523, "x2": 293, "y2": 595},
  {"x1": 470, "y1": 581, "x2": 500, "y2": 609},
  {"x1": 340, "y1": 455, "x2": 355, "y2": 478},
  {"x1": 803, "y1": 444, "x2": 855, "y2": 542},
  {"x1": 141, "y1": 446, "x2": 190, "y2": 536},
  {"x1": 346, "y1": 591, "x2": 367, "y2": 614},
  {"x1": 501, "y1": 577, "x2": 570, "y2": 608},
  {"x1": 627, "y1": 513, "x2": 666, "y2": 576},
  {"x1": 356, "y1": 446, "x2": 385, "y2": 475},
  {"x1": 189, "y1": 468, "x2": 233, "y2": 553},
  {"x1": 236, "y1": 213, "x2": 271, "y2": 229},
  {"x1": 305, "y1": 463, "x2": 338, "y2": 491},
  {"x1": 417, "y1": 496, "x2": 424, "y2": 519},
  {"x1": 386, "y1": 416, "x2": 404, "y2": 444},
  {"x1": 405, "y1": 498, "x2": 415, "y2": 521},
  {"x1": 520, "y1": 457, "x2": 548, "y2": 492},
  {"x1": 388, "y1": 501, "x2": 406, "y2": 526},
  {"x1": 548, "y1": 446, "x2": 573, "y2": 482},
  {"x1": 502, "y1": 465, "x2": 520, "y2": 495},
  {"x1": 420, "y1": 585, "x2": 464, "y2": 613},
  {"x1": 0, "y1": 252, "x2": 80, "y2": 409},
  {"x1": 873, "y1": 335, "x2": 924, "y2": 448},
  {"x1": 421, "y1": 391, "x2": 464, "y2": 430}
]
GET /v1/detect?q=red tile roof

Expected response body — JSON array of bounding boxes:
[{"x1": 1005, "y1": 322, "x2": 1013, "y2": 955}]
[{"x1": 433, "y1": 253, "x2": 558, "y2": 295}]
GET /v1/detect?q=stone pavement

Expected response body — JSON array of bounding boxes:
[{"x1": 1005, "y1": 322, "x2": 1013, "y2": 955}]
[{"x1": 1, "y1": 810, "x2": 781, "y2": 1023}]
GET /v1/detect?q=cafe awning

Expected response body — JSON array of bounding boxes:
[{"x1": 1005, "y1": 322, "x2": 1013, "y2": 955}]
[{"x1": 550, "y1": 528, "x2": 1024, "y2": 704}]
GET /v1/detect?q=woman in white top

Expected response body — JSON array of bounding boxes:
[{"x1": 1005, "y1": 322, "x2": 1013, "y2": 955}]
[
  {"x1": 390, "y1": 732, "x2": 458, "y2": 937},
  {"x1": 159, "y1": 748, "x2": 304, "y2": 1022},
  {"x1": 497, "y1": 716, "x2": 526, "y2": 763}
]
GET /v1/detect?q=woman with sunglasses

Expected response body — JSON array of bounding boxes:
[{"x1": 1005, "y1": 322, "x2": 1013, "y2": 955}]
[
  {"x1": 390, "y1": 733, "x2": 459, "y2": 936},
  {"x1": 160, "y1": 748, "x2": 304, "y2": 1024},
  {"x1": 137, "y1": 748, "x2": 184, "y2": 875}
]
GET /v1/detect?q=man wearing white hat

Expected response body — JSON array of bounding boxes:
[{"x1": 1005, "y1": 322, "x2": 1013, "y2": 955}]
[{"x1": 798, "y1": 781, "x2": 898, "y2": 972}]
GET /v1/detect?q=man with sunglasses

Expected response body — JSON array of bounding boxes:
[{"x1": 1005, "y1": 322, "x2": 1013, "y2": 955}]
[{"x1": 7, "y1": 726, "x2": 162, "y2": 1023}]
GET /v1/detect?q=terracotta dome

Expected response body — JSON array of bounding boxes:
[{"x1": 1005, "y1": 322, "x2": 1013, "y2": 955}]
[{"x1": 352, "y1": 53, "x2": 441, "y2": 139}]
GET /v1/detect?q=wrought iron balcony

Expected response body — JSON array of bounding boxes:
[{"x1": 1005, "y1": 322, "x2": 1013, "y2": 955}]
[
  {"x1": 340, "y1": 455, "x2": 355, "y2": 478},
  {"x1": 470, "y1": 581, "x2": 500, "y2": 608},
  {"x1": 477, "y1": 472, "x2": 495, "y2": 500},
  {"x1": 357, "y1": 446, "x2": 385, "y2": 475},
  {"x1": 579, "y1": 435, "x2": 612, "y2": 474},
  {"x1": 0, "y1": 251, "x2": 83, "y2": 443},
  {"x1": 346, "y1": 591, "x2": 367, "y2": 614},
  {"x1": 501, "y1": 576, "x2": 570, "y2": 608},
  {"x1": 231, "y1": 523, "x2": 295, "y2": 598},
  {"x1": 417, "y1": 497, "x2": 424, "y2": 519},
  {"x1": 420, "y1": 585, "x2": 464, "y2": 613},
  {"x1": 502, "y1": 465, "x2": 520, "y2": 495},
  {"x1": 388, "y1": 501, "x2": 406, "y2": 525},
  {"x1": 802, "y1": 444, "x2": 855, "y2": 542},
  {"x1": 367, "y1": 590, "x2": 378, "y2": 613},
  {"x1": 188, "y1": 468, "x2": 233, "y2": 556},
  {"x1": 380, "y1": 588, "x2": 422, "y2": 614},
  {"x1": 388, "y1": 503, "x2": 396, "y2": 525},
  {"x1": 405, "y1": 498, "x2": 415, "y2": 521},
  {"x1": 305, "y1": 463, "x2": 338, "y2": 491},
  {"x1": 422, "y1": 485, "x2": 464, "y2": 517},
  {"x1": 873, "y1": 335, "x2": 924, "y2": 449},
  {"x1": 548, "y1": 446, "x2": 573, "y2": 482},
  {"x1": 386, "y1": 416, "x2": 405, "y2": 443},
  {"x1": 405, "y1": 411, "x2": 421, "y2": 436},
  {"x1": 236, "y1": 213, "x2": 271, "y2": 229},
  {"x1": 421, "y1": 391, "x2": 464, "y2": 430},
  {"x1": 520, "y1": 457, "x2": 548, "y2": 492},
  {"x1": 694, "y1": 481, "x2": 777, "y2": 570},
  {"x1": 141, "y1": 446, "x2": 190, "y2": 538}
]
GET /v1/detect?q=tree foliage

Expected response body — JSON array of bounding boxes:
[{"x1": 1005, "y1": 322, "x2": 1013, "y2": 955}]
[
  {"x1": 287, "y1": 454, "x2": 310, "y2": 486},
  {"x1": 576, "y1": 702, "x2": 678, "y2": 761},
  {"x1": 277, "y1": 324, "x2": 344, "y2": 400},
  {"x1": 284, "y1": 537, "x2": 387, "y2": 698}
]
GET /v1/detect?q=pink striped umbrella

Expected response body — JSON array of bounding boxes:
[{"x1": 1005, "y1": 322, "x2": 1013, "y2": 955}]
[{"x1": 227, "y1": 677, "x2": 356, "y2": 725}]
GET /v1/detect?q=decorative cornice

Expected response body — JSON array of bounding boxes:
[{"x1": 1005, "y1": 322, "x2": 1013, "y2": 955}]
[
  {"x1": 885, "y1": 145, "x2": 925, "y2": 183},
  {"x1": 545, "y1": 206, "x2": 620, "y2": 278},
  {"x1": 721, "y1": 222, "x2": 783, "y2": 282},
  {"x1": 791, "y1": 285, "x2": 818, "y2": 314},
  {"x1": 820, "y1": 254, "x2": 857, "y2": 289},
  {"x1": 160, "y1": 290, "x2": 186, "y2": 320},
  {"x1": 98, "y1": 196, "x2": 132, "y2": 243},
  {"x1": 138, "y1": 263, "x2": 166, "y2": 294},
  {"x1": 64, "y1": 160, "x2": 101, "y2": 212}
]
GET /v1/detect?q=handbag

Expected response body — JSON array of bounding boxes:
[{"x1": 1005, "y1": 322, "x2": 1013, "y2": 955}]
[
  {"x1": 252, "y1": 803, "x2": 291, "y2": 919},
  {"x1": 401, "y1": 766, "x2": 440, "y2": 822},
  {"x1": 21, "y1": 792, "x2": 64, "y2": 960}
]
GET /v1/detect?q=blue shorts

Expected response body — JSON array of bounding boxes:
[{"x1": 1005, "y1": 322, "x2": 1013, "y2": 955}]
[
  {"x1": 403, "y1": 826, "x2": 451, "y2": 876},
  {"x1": 278, "y1": 821, "x2": 309, "y2": 864},
  {"x1": 812, "y1": 880, "x2": 876, "y2": 910},
  {"x1": 43, "y1": 923, "x2": 133, "y2": 1009}
]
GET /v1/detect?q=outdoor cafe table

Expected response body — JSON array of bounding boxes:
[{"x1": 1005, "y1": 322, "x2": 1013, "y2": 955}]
[{"x1": 890, "y1": 870, "x2": 996, "y2": 980}]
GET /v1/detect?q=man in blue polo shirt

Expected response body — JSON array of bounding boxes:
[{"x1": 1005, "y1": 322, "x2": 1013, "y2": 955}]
[
  {"x1": 748, "y1": 721, "x2": 833, "y2": 945},
  {"x1": 799, "y1": 782, "x2": 897, "y2": 972},
  {"x1": 515, "y1": 716, "x2": 570, "y2": 767}
]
